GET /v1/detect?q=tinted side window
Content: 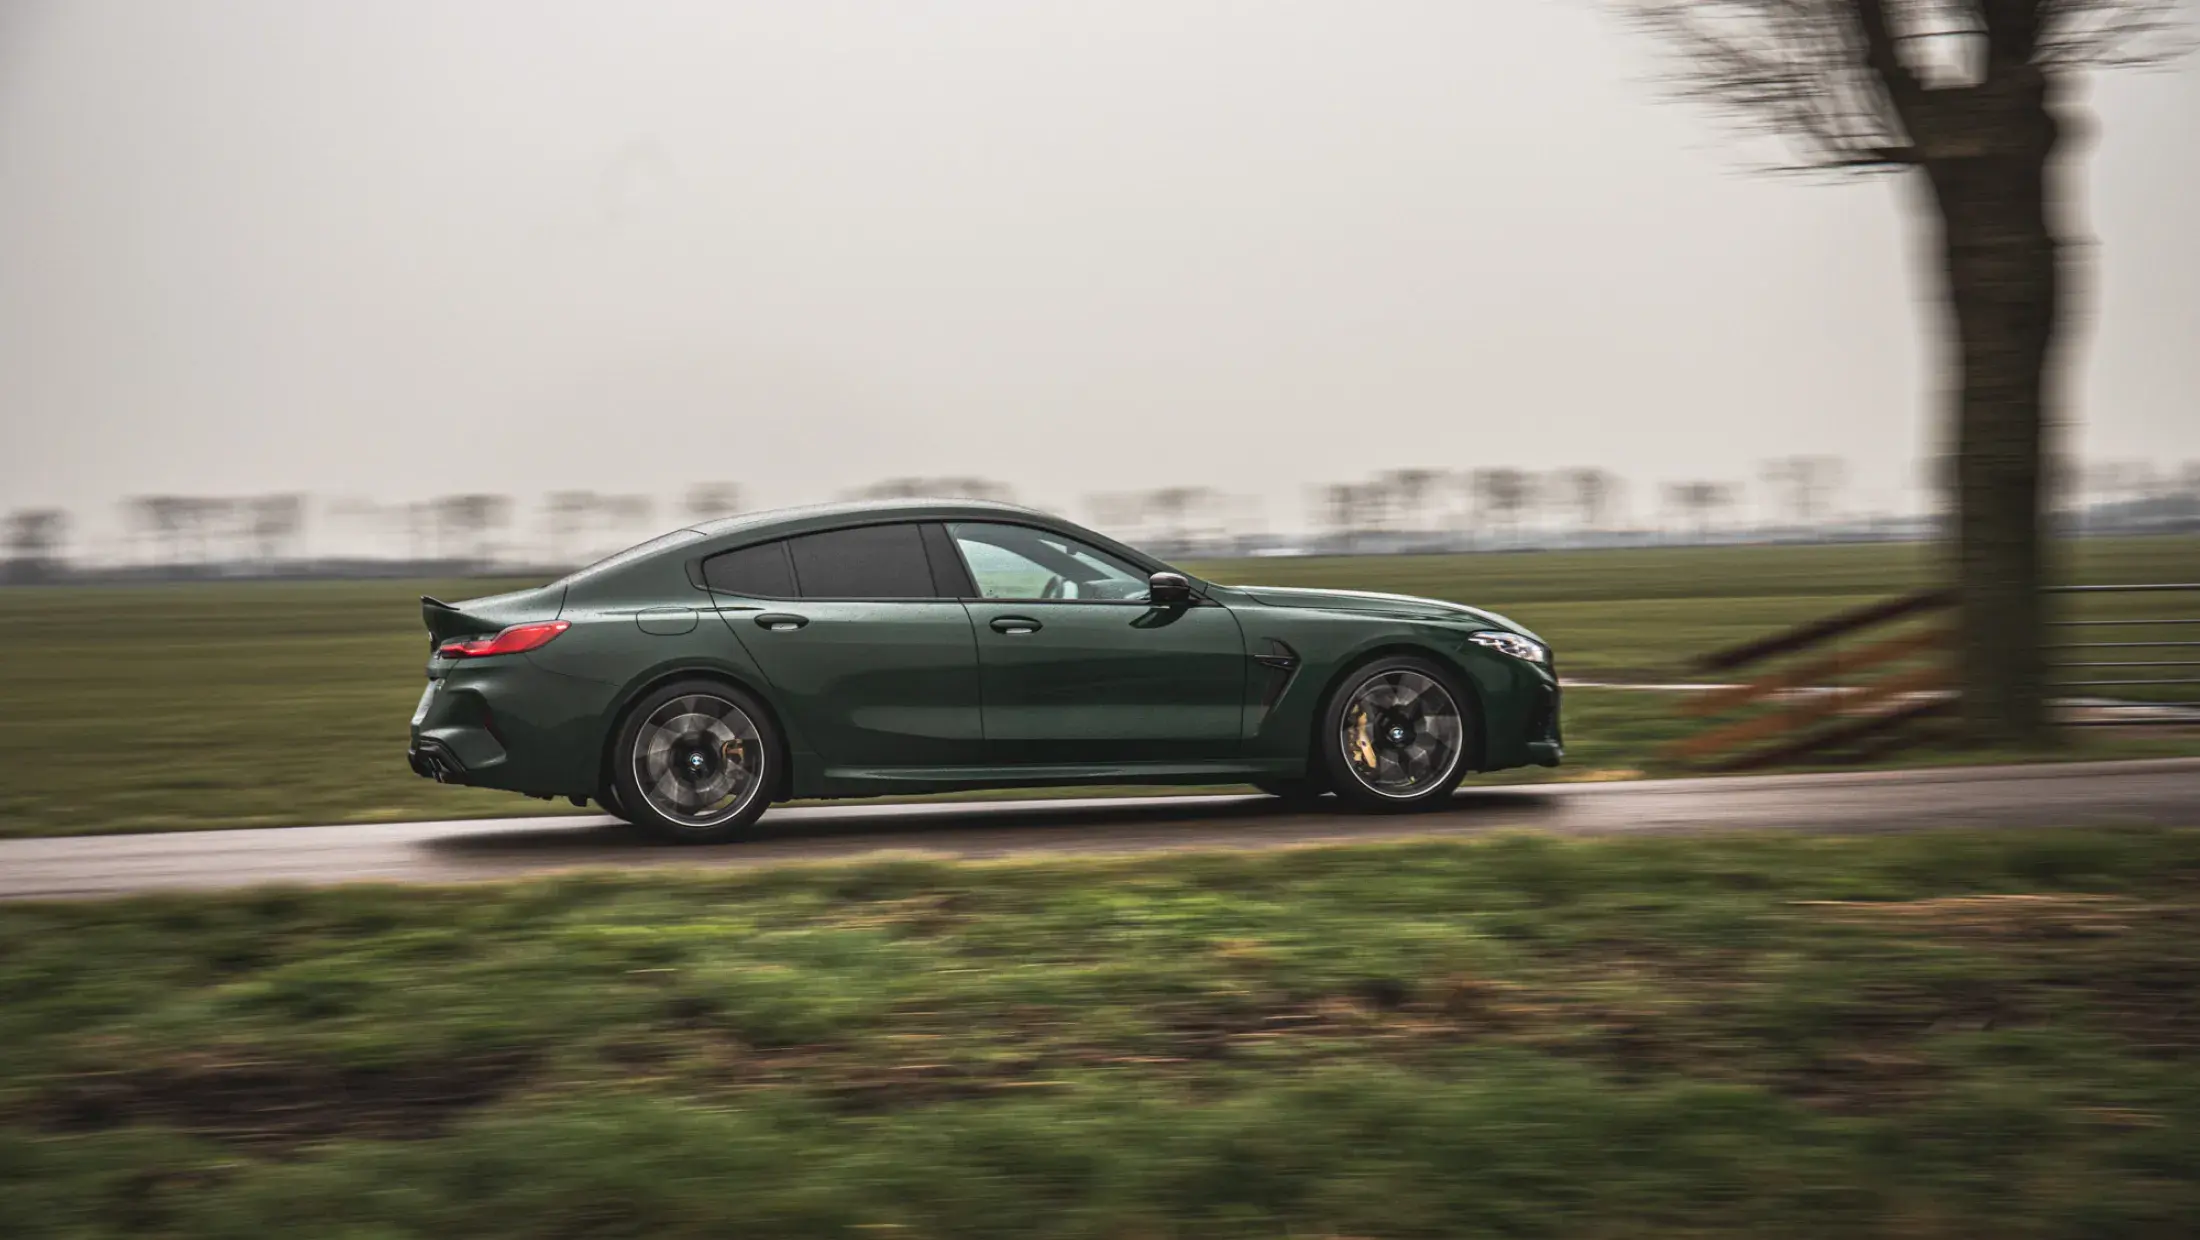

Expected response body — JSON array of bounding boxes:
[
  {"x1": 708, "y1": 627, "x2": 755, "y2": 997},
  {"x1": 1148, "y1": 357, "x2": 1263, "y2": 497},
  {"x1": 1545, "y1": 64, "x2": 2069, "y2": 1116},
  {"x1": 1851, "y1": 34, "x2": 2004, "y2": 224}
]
[
  {"x1": 788, "y1": 524, "x2": 938, "y2": 599},
  {"x1": 702, "y1": 541, "x2": 795, "y2": 597}
]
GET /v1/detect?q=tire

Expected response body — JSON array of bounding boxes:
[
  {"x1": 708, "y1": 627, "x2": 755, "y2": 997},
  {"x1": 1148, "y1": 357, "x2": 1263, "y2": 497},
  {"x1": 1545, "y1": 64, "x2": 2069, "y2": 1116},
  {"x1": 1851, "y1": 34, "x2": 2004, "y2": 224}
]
[
  {"x1": 609, "y1": 678, "x2": 783, "y2": 844},
  {"x1": 1317, "y1": 655, "x2": 1477, "y2": 812},
  {"x1": 595, "y1": 781, "x2": 633, "y2": 825}
]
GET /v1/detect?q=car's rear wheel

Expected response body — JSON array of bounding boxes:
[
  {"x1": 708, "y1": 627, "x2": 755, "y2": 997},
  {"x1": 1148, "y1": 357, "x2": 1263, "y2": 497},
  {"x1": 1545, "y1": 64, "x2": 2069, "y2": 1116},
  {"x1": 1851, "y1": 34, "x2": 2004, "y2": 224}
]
[
  {"x1": 610, "y1": 679, "x2": 782, "y2": 844},
  {"x1": 1318, "y1": 656, "x2": 1476, "y2": 812}
]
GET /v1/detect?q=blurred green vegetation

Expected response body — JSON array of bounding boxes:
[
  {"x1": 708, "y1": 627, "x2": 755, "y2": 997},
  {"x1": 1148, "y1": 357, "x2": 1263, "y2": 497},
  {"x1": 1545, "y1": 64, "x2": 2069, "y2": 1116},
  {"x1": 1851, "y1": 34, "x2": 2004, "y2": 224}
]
[
  {"x1": 1186, "y1": 534, "x2": 2200, "y2": 680},
  {"x1": 0, "y1": 575, "x2": 552, "y2": 837},
  {"x1": 4, "y1": 829, "x2": 2200, "y2": 1237},
  {"x1": 0, "y1": 536, "x2": 2194, "y2": 838}
]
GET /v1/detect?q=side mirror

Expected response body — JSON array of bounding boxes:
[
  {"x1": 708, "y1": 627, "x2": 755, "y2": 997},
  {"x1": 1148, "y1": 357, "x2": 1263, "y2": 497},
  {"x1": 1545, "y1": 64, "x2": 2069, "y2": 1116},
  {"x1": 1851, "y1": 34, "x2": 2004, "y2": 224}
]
[{"x1": 1148, "y1": 571, "x2": 1194, "y2": 605}]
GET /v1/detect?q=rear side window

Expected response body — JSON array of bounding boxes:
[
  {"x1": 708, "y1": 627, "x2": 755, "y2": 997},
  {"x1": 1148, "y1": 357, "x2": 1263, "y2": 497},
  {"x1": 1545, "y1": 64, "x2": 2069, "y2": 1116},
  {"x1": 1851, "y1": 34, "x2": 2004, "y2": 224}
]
[
  {"x1": 702, "y1": 541, "x2": 795, "y2": 597},
  {"x1": 787, "y1": 524, "x2": 937, "y2": 599}
]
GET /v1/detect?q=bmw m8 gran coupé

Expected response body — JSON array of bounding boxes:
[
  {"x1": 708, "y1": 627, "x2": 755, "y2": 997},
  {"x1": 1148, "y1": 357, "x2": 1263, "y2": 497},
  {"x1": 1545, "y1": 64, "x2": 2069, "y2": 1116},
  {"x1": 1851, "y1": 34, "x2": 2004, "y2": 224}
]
[{"x1": 407, "y1": 500, "x2": 1560, "y2": 842}]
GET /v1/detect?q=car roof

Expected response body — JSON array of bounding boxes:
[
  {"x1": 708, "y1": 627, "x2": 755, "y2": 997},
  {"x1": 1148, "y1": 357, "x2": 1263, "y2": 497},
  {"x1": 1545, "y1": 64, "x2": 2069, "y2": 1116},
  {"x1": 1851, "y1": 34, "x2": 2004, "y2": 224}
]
[
  {"x1": 552, "y1": 497, "x2": 1183, "y2": 597},
  {"x1": 678, "y1": 498, "x2": 1178, "y2": 578},
  {"x1": 685, "y1": 497, "x2": 1071, "y2": 540}
]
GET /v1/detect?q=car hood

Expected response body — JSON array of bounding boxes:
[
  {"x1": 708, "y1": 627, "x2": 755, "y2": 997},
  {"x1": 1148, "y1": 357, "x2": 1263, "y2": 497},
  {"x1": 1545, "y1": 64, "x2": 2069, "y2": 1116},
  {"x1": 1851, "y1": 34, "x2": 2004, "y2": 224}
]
[{"x1": 1231, "y1": 586, "x2": 1541, "y2": 641}]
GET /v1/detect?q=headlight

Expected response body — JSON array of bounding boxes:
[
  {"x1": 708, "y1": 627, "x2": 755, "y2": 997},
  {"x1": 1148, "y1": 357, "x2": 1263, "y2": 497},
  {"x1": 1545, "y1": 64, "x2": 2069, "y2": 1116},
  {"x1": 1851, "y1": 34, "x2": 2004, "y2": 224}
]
[{"x1": 1468, "y1": 630, "x2": 1549, "y2": 664}]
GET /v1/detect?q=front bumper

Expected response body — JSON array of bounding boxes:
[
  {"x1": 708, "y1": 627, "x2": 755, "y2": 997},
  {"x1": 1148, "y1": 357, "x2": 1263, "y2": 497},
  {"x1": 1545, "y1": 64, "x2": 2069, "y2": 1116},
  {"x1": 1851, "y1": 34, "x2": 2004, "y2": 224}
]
[{"x1": 1507, "y1": 668, "x2": 1563, "y2": 768}]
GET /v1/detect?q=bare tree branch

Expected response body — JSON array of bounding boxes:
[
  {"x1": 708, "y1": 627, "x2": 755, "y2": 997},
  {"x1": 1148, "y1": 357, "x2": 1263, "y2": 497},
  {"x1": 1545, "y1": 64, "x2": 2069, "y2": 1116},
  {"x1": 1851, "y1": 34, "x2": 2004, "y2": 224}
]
[
  {"x1": 2038, "y1": 0, "x2": 2190, "y2": 66},
  {"x1": 1629, "y1": 0, "x2": 1935, "y2": 169},
  {"x1": 1856, "y1": 0, "x2": 1925, "y2": 100},
  {"x1": 1627, "y1": 0, "x2": 2181, "y2": 170}
]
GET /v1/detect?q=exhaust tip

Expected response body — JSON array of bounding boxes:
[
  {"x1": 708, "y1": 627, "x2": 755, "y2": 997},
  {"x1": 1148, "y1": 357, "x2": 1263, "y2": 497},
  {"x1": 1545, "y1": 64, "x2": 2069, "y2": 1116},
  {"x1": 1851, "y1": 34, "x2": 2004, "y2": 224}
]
[{"x1": 407, "y1": 742, "x2": 466, "y2": 783}]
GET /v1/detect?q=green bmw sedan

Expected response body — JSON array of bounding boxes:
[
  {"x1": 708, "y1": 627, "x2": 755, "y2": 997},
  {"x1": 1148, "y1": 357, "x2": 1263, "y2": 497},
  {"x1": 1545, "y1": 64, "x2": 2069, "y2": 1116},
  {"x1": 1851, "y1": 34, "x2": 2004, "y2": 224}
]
[{"x1": 407, "y1": 500, "x2": 1561, "y2": 842}]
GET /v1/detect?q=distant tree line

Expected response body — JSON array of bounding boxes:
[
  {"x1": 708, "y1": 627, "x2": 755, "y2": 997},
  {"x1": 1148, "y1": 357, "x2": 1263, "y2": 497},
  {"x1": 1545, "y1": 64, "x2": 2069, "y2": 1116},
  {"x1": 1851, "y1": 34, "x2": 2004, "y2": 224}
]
[
  {"x1": 1297, "y1": 458, "x2": 1849, "y2": 550},
  {"x1": 0, "y1": 483, "x2": 735, "y2": 581},
  {"x1": 1302, "y1": 468, "x2": 1625, "y2": 550},
  {"x1": 3, "y1": 509, "x2": 69, "y2": 584},
  {"x1": 4, "y1": 460, "x2": 2196, "y2": 582}
]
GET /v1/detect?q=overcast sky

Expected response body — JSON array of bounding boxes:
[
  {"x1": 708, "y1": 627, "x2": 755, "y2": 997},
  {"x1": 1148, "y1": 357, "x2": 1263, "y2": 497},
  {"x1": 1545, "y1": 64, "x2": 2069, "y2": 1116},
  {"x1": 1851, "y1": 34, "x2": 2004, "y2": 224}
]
[{"x1": 3, "y1": 0, "x2": 2196, "y2": 551}]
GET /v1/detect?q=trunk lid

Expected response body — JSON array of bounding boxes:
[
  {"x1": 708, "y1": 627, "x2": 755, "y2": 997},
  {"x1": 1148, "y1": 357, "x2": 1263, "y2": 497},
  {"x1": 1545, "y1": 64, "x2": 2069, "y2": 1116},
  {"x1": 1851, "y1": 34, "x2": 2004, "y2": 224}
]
[{"x1": 420, "y1": 586, "x2": 565, "y2": 651}]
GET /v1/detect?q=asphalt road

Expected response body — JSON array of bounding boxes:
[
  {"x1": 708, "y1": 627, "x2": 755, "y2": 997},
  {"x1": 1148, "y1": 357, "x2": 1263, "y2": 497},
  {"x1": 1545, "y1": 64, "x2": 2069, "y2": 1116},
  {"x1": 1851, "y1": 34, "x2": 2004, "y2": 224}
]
[{"x1": 5, "y1": 758, "x2": 2197, "y2": 901}]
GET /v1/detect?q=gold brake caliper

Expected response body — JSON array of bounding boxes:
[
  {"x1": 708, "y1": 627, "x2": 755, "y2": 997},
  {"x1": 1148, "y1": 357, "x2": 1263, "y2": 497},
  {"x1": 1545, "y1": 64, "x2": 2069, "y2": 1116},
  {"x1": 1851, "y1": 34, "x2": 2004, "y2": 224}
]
[{"x1": 1347, "y1": 705, "x2": 1379, "y2": 771}]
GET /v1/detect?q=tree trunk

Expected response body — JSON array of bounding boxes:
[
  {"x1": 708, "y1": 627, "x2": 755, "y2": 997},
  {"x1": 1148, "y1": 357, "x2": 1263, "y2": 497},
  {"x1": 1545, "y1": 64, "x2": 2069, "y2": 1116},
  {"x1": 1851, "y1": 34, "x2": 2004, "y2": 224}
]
[{"x1": 1920, "y1": 71, "x2": 2064, "y2": 747}]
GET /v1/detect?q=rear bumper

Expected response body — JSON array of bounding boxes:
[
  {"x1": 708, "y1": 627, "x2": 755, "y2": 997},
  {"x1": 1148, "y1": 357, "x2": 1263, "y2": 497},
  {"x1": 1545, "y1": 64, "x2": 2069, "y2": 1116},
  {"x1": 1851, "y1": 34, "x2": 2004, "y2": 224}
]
[{"x1": 406, "y1": 659, "x2": 612, "y2": 798}]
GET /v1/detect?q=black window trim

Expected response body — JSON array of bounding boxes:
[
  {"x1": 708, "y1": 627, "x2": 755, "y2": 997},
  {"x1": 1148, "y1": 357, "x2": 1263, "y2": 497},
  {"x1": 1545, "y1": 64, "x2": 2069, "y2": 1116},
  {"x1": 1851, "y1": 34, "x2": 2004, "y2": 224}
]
[
  {"x1": 699, "y1": 520, "x2": 951, "y2": 603},
  {"x1": 691, "y1": 514, "x2": 1210, "y2": 605},
  {"x1": 920, "y1": 522, "x2": 977, "y2": 599}
]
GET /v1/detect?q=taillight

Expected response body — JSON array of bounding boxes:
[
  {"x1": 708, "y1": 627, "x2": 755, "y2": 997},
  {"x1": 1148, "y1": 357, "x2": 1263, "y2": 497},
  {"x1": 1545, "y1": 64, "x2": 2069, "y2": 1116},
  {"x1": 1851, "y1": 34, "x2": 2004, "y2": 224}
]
[{"x1": 437, "y1": 620, "x2": 571, "y2": 659}]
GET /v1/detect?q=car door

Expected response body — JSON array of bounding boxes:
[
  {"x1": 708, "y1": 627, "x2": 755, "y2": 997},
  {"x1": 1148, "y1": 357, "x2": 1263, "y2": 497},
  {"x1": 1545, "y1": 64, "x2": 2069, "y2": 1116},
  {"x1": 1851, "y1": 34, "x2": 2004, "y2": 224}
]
[
  {"x1": 703, "y1": 522, "x2": 983, "y2": 771},
  {"x1": 945, "y1": 521, "x2": 1247, "y2": 764}
]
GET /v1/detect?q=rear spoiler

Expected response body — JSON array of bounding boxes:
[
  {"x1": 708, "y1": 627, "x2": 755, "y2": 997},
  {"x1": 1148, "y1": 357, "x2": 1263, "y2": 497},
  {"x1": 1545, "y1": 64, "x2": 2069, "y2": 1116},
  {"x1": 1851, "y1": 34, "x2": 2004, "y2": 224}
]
[
  {"x1": 421, "y1": 588, "x2": 567, "y2": 648},
  {"x1": 421, "y1": 595, "x2": 487, "y2": 647}
]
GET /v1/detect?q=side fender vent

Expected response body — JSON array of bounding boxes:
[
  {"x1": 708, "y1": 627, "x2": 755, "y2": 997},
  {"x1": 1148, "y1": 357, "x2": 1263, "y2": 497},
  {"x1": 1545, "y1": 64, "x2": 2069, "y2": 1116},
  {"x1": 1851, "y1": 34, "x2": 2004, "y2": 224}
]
[{"x1": 1254, "y1": 639, "x2": 1301, "y2": 707}]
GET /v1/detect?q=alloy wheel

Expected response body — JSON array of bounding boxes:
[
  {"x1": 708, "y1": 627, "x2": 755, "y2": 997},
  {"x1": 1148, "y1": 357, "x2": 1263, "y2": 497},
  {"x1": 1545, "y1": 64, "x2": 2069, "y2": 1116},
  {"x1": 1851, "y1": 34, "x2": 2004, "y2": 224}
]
[
  {"x1": 1336, "y1": 670, "x2": 1466, "y2": 799},
  {"x1": 630, "y1": 693, "x2": 767, "y2": 829}
]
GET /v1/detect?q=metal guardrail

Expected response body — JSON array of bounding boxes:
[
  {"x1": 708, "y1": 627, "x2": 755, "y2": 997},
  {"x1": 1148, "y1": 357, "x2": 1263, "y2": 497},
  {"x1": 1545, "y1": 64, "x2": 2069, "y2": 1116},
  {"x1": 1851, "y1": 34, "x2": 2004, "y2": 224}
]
[
  {"x1": 1669, "y1": 588, "x2": 1954, "y2": 770},
  {"x1": 1669, "y1": 582, "x2": 2200, "y2": 768},
  {"x1": 2045, "y1": 583, "x2": 2200, "y2": 726}
]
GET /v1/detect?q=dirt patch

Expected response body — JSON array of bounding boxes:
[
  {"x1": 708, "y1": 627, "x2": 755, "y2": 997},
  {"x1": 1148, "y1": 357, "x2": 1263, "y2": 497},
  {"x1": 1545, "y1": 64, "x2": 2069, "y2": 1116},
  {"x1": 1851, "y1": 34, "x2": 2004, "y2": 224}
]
[
  {"x1": 35, "y1": 1051, "x2": 535, "y2": 1147},
  {"x1": 1800, "y1": 895, "x2": 2200, "y2": 1055},
  {"x1": 1153, "y1": 979, "x2": 1624, "y2": 1064},
  {"x1": 1782, "y1": 1044, "x2": 1939, "y2": 1113},
  {"x1": 699, "y1": 1042, "x2": 1055, "y2": 1112},
  {"x1": 679, "y1": 990, "x2": 1536, "y2": 1111},
  {"x1": 2063, "y1": 955, "x2": 2200, "y2": 1057},
  {"x1": 825, "y1": 893, "x2": 971, "y2": 936},
  {"x1": 1795, "y1": 894, "x2": 2146, "y2": 939}
]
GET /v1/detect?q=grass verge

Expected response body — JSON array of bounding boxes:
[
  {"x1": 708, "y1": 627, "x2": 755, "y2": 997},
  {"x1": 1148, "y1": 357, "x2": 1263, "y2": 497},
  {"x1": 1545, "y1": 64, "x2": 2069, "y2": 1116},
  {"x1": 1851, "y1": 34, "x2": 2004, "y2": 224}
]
[{"x1": 4, "y1": 828, "x2": 2200, "y2": 1237}]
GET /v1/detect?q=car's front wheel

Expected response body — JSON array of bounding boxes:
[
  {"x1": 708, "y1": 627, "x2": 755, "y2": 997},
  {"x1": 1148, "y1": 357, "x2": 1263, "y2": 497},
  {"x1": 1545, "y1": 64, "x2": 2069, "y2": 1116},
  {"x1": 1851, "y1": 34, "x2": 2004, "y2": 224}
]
[
  {"x1": 595, "y1": 781, "x2": 633, "y2": 825},
  {"x1": 609, "y1": 679, "x2": 782, "y2": 844},
  {"x1": 1318, "y1": 656, "x2": 1476, "y2": 812}
]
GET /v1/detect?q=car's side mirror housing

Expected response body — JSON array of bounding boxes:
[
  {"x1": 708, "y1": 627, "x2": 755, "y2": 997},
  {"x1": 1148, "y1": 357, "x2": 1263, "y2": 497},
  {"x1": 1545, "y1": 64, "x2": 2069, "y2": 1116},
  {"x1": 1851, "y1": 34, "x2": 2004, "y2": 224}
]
[{"x1": 1148, "y1": 571, "x2": 1194, "y2": 605}]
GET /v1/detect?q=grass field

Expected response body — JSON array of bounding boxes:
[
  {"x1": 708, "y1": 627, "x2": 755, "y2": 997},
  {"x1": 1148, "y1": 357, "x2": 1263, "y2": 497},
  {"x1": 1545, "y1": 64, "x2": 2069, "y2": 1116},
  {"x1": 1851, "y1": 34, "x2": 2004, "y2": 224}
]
[
  {"x1": 0, "y1": 536, "x2": 2193, "y2": 838},
  {"x1": 5, "y1": 829, "x2": 2199, "y2": 1238}
]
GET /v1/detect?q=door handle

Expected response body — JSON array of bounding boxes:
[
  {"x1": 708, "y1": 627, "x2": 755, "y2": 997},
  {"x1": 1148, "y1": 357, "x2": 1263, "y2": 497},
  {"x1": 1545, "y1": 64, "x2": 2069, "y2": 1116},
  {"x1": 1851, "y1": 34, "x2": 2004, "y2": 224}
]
[
  {"x1": 990, "y1": 615, "x2": 1041, "y2": 635},
  {"x1": 754, "y1": 613, "x2": 809, "y2": 632}
]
